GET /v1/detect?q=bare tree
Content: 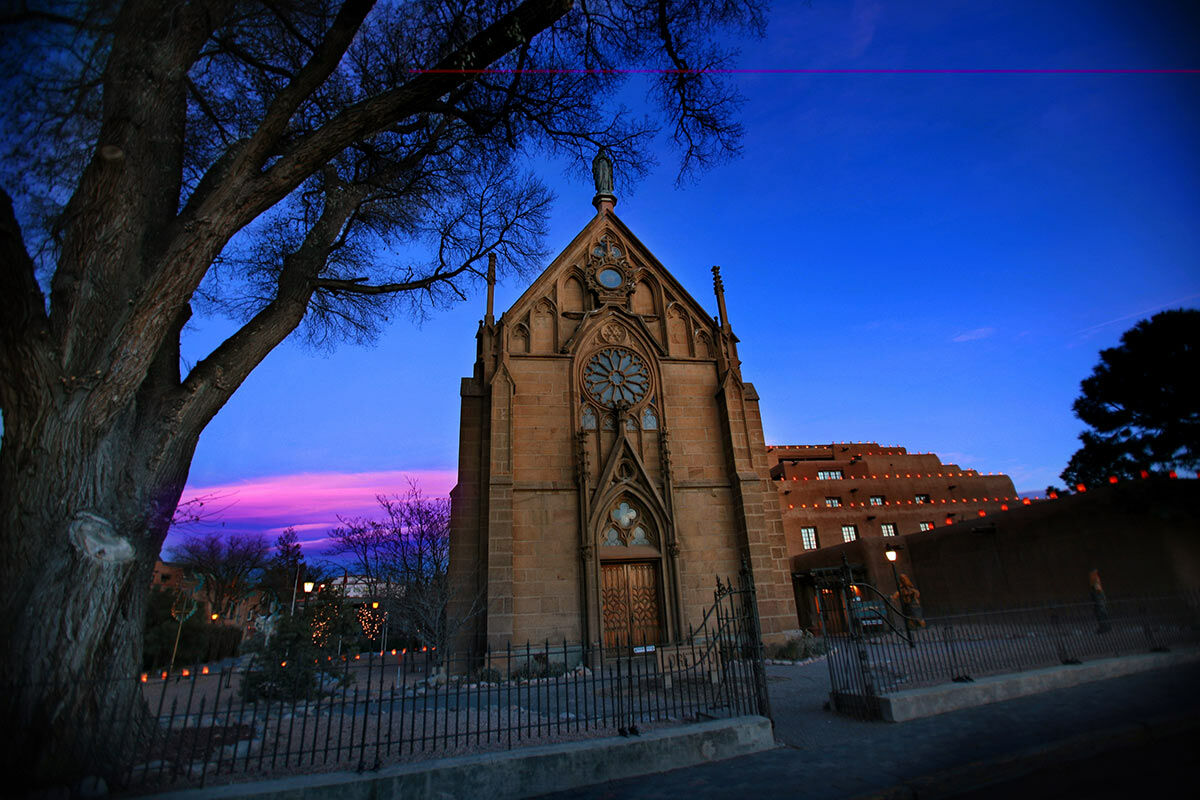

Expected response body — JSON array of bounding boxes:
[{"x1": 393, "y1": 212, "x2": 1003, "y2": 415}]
[
  {"x1": 380, "y1": 481, "x2": 453, "y2": 647},
  {"x1": 167, "y1": 532, "x2": 270, "y2": 621},
  {"x1": 325, "y1": 480, "x2": 472, "y2": 648},
  {"x1": 0, "y1": 0, "x2": 764, "y2": 783}
]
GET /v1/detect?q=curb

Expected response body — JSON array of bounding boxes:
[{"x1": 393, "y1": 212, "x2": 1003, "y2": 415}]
[
  {"x1": 146, "y1": 716, "x2": 776, "y2": 800},
  {"x1": 877, "y1": 647, "x2": 1200, "y2": 722},
  {"x1": 852, "y1": 711, "x2": 1200, "y2": 800}
]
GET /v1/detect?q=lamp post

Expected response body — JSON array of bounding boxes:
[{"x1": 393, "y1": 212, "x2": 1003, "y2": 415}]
[
  {"x1": 884, "y1": 546, "x2": 901, "y2": 596},
  {"x1": 289, "y1": 562, "x2": 307, "y2": 616}
]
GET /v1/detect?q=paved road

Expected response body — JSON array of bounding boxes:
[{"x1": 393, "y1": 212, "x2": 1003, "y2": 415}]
[{"x1": 531, "y1": 657, "x2": 1200, "y2": 799}]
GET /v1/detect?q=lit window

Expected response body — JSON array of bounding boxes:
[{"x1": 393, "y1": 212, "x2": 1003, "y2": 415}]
[
  {"x1": 869, "y1": 496, "x2": 884, "y2": 506},
  {"x1": 841, "y1": 525, "x2": 858, "y2": 543},
  {"x1": 801, "y1": 527, "x2": 818, "y2": 550},
  {"x1": 824, "y1": 497, "x2": 841, "y2": 508},
  {"x1": 817, "y1": 470, "x2": 844, "y2": 480},
  {"x1": 915, "y1": 494, "x2": 931, "y2": 504},
  {"x1": 919, "y1": 521, "x2": 935, "y2": 531},
  {"x1": 880, "y1": 523, "x2": 896, "y2": 537}
]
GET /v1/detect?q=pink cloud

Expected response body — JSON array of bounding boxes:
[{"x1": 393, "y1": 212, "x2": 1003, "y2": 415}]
[{"x1": 164, "y1": 469, "x2": 457, "y2": 558}]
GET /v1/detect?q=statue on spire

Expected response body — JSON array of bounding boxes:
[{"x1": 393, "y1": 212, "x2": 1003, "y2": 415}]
[{"x1": 591, "y1": 146, "x2": 617, "y2": 211}]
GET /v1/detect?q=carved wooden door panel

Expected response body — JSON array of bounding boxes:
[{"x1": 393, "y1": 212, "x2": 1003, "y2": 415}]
[
  {"x1": 600, "y1": 562, "x2": 661, "y2": 650},
  {"x1": 627, "y1": 562, "x2": 661, "y2": 647}
]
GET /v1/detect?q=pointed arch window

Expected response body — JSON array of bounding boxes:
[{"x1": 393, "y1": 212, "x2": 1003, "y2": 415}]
[
  {"x1": 600, "y1": 498, "x2": 657, "y2": 548},
  {"x1": 641, "y1": 407, "x2": 658, "y2": 430},
  {"x1": 581, "y1": 406, "x2": 597, "y2": 431}
]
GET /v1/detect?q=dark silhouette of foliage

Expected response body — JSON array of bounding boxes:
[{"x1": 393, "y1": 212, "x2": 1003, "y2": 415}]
[
  {"x1": 142, "y1": 589, "x2": 243, "y2": 671},
  {"x1": 1062, "y1": 309, "x2": 1200, "y2": 486},
  {"x1": 168, "y1": 532, "x2": 271, "y2": 619}
]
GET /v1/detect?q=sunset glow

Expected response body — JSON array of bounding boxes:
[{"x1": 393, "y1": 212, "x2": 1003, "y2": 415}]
[{"x1": 165, "y1": 469, "x2": 457, "y2": 554}]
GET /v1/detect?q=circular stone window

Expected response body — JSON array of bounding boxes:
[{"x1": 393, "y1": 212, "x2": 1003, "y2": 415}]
[
  {"x1": 597, "y1": 268, "x2": 624, "y2": 289},
  {"x1": 584, "y1": 348, "x2": 649, "y2": 407}
]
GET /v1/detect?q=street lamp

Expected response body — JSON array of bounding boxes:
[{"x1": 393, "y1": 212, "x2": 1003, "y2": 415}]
[{"x1": 884, "y1": 546, "x2": 901, "y2": 596}]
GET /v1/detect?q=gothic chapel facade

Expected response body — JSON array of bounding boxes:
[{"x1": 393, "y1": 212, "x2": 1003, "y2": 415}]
[{"x1": 448, "y1": 152, "x2": 798, "y2": 652}]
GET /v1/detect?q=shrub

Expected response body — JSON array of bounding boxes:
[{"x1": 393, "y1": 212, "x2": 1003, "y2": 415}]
[
  {"x1": 241, "y1": 612, "x2": 327, "y2": 701},
  {"x1": 472, "y1": 667, "x2": 502, "y2": 683},
  {"x1": 771, "y1": 632, "x2": 826, "y2": 661}
]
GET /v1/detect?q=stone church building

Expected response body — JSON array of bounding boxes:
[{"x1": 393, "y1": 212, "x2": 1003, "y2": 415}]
[{"x1": 448, "y1": 151, "x2": 798, "y2": 652}]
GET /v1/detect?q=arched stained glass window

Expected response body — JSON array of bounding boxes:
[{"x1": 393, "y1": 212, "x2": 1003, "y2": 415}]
[
  {"x1": 641, "y1": 407, "x2": 658, "y2": 430},
  {"x1": 581, "y1": 406, "x2": 597, "y2": 430},
  {"x1": 601, "y1": 499, "x2": 657, "y2": 547}
]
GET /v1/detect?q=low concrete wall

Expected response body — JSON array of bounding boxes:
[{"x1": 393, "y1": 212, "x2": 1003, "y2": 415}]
[
  {"x1": 150, "y1": 716, "x2": 776, "y2": 800},
  {"x1": 878, "y1": 648, "x2": 1200, "y2": 722}
]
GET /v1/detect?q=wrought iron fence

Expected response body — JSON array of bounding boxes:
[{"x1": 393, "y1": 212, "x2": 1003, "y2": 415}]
[
  {"x1": 8, "y1": 569, "x2": 768, "y2": 795},
  {"x1": 818, "y1": 561, "x2": 1200, "y2": 719}
]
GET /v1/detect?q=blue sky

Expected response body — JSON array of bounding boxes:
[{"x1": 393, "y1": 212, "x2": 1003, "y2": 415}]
[{"x1": 174, "y1": 0, "x2": 1200, "y2": 553}]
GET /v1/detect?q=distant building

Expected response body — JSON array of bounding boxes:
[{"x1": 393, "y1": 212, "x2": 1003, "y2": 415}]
[
  {"x1": 768, "y1": 443, "x2": 1019, "y2": 554},
  {"x1": 785, "y1": 478, "x2": 1200, "y2": 631},
  {"x1": 150, "y1": 559, "x2": 266, "y2": 637}
]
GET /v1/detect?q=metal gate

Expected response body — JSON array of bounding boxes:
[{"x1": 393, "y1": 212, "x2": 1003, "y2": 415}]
[{"x1": 816, "y1": 554, "x2": 915, "y2": 719}]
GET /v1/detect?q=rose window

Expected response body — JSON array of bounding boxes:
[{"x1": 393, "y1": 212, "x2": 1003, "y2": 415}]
[{"x1": 584, "y1": 348, "x2": 649, "y2": 408}]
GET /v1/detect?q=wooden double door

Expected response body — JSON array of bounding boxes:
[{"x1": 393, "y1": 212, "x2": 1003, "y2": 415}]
[{"x1": 600, "y1": 561, "x2": 662, "y2": 650}]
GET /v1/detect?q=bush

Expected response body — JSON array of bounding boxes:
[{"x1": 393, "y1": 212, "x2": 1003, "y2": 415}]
[
  {"x1": 241, "y1": 612, "x2": 329, "y2": 701},
  {"x1": 472, "y1": 667, "x2": 502, "y2": 683},
  {"x1": 771, "y1": 632, "x2": 826, "y2": 661},
  {"x1": 141, "y1": 589, "x2": 245, "y2": 670}
]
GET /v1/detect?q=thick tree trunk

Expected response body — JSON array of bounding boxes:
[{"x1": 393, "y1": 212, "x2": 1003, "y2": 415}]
[{"x1": 0, "y1": 409, "x2": 193, "y2": 791}]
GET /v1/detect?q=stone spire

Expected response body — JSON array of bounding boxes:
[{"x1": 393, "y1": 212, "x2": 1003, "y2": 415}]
[
  {"x1": 712, "y1": 265, "x2": 730, "y2": 331},
  {"x1": 484, "y1": 252, "x2": 496, "y2": 326},
  {"x1": 592, "y1": 146, "x2": 617, "y2": 213}
]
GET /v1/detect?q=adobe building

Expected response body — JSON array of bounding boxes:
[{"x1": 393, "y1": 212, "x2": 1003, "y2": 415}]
[
  {"x1": 448, "y1": 151, "x2": 798, "y2": 653},
  {"x1": 786, "y1": 478, "x2": 1200, "y2": 630},
  {"x1": 769, "y1": 443, "x2": 1020, "y2": 553}
]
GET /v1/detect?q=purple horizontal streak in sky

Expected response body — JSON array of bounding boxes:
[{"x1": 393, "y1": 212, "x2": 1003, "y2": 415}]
[{"x1": 166, "y1": 470, "x2": 458, "y2": 558}]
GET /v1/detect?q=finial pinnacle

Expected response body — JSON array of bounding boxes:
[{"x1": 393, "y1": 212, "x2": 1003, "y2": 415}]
[
  {"x1": 485, "y1": 252, "x2": 496, "y2": 325},
  {"x1": 712, "y1": 265, "x2": 730, "y2": 330}
]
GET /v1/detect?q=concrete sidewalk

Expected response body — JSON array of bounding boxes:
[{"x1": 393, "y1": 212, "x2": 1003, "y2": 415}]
[{"x1": 531, "y1": 657, "x2": 1200, "y2": 799}]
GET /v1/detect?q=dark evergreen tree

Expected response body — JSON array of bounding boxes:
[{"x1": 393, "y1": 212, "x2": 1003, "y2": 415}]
[{"x1": 1062, "y1": 309, "x2": 1200, "y2": 486}]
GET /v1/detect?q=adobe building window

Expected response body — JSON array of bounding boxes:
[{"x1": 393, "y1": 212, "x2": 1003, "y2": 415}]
[
  {"x1": 915, "y1": 494, "x2": 931, "y2": 504},
  {"x1": 880, "y1": 523, "x2": 897, "y2": 537},
  {"x1": 919, "y1": 521, "x2": 935, "y2": 531},
  {"x1": 801, "y1": 527, "x2": 818, "y2": 550},
  {"x1": 581, "y1": 406, "x2": 597, "y2": 430},
  {"x1": 824, "y1": 497, "x2": 842, "y2": 508},
  {"x1": 869, "y1": 496, "x2": 884, "y2": 506},
  {"x1": 841, "y1": 524, "x2": 858, "y2": 543},
  {"x1": 817, "y1": 470, "x2": 843, "y2": 480}
]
